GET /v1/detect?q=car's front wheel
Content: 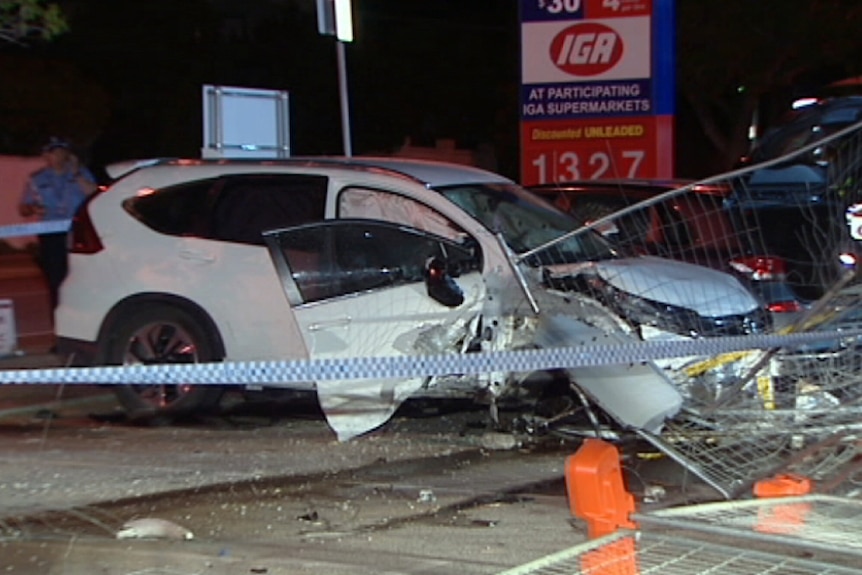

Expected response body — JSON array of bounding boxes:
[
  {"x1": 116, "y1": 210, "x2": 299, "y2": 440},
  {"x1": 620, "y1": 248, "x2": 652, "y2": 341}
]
[{"x1": 105, "y1": 304, "x2": 224, "y2": 421}]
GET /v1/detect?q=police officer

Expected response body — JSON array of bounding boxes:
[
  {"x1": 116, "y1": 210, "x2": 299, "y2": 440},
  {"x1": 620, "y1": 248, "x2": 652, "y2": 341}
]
[{"x1": 19, "y1": 137, "x2": 97, "y2": 309}]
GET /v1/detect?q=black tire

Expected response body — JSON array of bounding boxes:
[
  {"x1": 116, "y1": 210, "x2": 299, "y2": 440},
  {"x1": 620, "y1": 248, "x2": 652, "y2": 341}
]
[{"x1": 105, "y1": 304, "x2": 224, "y2": 420}]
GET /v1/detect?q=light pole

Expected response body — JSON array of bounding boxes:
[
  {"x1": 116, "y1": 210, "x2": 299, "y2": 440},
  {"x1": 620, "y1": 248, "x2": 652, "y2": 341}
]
[{"x1": 317, "y1": 0, "x2": 354, "y2": 157}]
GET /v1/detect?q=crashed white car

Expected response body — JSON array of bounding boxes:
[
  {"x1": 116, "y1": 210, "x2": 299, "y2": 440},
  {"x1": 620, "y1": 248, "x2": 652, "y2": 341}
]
[{"x1": 56, "y1": 157, "x2": 768, "y2": 439}]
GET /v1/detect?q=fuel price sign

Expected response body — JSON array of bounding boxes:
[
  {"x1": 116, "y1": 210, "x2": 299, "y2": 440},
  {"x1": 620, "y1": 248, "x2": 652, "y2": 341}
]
[{"x1": 519, "y1": 0, "x2": 674, "y2": 184}]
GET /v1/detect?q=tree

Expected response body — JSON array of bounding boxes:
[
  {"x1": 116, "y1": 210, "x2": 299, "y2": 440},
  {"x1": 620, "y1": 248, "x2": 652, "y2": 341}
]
[
  {"x1": 0, "y1": 0, "x2": 67, "y2": 43},
  {"x1": 677, "y1": 0, "x2": 862, "y2": 175}
]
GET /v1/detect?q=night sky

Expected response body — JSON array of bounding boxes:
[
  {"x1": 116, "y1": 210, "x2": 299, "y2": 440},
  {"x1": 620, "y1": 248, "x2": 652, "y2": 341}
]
[
  {"x1": 6, "y1": 1, "x2": 853, "y2": 182},
  {"x1": 2, "y1": 0, "x2": 523, "y2": 180}
]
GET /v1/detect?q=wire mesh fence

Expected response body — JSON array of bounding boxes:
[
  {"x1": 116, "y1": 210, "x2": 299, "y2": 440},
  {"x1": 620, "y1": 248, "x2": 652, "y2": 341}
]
[
  {"x1": 498, "y1": 492, "x2": 862, "y2": 574},
  {"x1": 517, "y1": 118, "x2": 862, "y2": 497},
  {"x1": 495, "y1": 529, "x2": 862, "y2": 575},
  {"x1": 636, "y1": 495, "x2": 862, "y2": 560}
]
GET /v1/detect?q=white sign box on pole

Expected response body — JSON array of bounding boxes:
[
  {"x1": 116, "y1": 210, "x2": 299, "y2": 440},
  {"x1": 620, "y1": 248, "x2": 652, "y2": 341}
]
[{"x1": 202, "y1": 85, "x2": 291, "y2": 159}]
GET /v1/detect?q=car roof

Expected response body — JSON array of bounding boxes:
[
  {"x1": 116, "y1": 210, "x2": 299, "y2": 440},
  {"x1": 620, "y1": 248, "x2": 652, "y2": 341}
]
[
  {"x1": 527, "y1": 178, "x2": 729, "y2": 196},
  {"x1": 105, "y1": 156, "x2": 512, "y2": 188},
  {"x1": 795, "y1": 96, "x2": 862, "y2": 119},
  {"x1": 528, "y1": 178, "x2": 694, "y2": 192},
  {"x1": 751, "y1": 96, "x2": 862, "y2": 161},
  {"x1": 331, "y1": 156, "x2": 512, "y2": 187}
]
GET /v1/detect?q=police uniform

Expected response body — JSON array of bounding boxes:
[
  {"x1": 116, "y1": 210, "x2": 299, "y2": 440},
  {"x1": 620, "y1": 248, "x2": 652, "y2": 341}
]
[{"x1": 20, "y1": 149, "x2": 96, "y2": 309}]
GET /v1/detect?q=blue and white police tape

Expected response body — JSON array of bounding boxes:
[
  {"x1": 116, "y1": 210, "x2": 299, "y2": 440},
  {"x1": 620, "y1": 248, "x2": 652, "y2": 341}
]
[
  {"x1": 0, "y1": 330, "x2": 858, "y2": 386},
  {"x1": 0, "y1": 219, "x2": 71, "y2": 239}
]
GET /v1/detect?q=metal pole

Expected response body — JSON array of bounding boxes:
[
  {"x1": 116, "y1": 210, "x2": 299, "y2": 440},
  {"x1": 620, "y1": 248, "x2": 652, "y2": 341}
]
[{"x1": 336, "y1": 40, "x2": 352, "y2": 157}]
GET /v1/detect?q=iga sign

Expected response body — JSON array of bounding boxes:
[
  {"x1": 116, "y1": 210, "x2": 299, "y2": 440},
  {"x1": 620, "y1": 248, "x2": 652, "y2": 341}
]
[
  {"x1": 550, "y1": 22, "x2": 623, "y2": 76},
  {"x1": 520, "y1": 0, "x2": 675, "y2": 184}
]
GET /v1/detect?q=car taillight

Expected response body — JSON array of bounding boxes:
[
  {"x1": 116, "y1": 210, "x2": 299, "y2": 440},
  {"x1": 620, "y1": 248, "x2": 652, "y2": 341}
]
[
  {"x1": 767, "y1": 300, "x2": 803, "y2": 313},
  {"x1": 729, "y1": 256, "x2": 787, "y2": 280},
  {"x1": 69, "y1": 196, "x2": 103, "y2": 254}
]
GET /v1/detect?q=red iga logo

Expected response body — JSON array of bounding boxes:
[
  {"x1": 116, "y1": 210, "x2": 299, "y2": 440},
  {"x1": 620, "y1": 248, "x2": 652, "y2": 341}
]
[{"x1": 550, "y1": 22, "x2": 623, "y2": 76}]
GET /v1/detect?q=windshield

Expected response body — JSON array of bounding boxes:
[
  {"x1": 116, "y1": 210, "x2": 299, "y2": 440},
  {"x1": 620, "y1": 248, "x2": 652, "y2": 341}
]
[{"x1": 436, "y1": 182, "x2": 616, "y2": 265}]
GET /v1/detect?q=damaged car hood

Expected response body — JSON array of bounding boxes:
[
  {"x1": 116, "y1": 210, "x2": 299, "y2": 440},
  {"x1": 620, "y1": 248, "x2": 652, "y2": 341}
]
[{"x1": 548, "y1": 256, "x2": 760, "y2": 317}]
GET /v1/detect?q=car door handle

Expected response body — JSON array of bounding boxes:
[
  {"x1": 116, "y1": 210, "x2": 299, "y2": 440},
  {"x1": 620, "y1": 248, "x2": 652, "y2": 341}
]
[
  {"x1": 307, "y1": 318, "x2": 351, "y2": 331},
  {"x1": 178, "y1": 249, "x2": 216, "y2": 263}
]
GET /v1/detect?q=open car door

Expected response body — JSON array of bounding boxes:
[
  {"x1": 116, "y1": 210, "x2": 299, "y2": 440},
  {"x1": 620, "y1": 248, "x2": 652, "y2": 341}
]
[{"x1": 264, "y1": 219, "x2": 485, "y2": 440}]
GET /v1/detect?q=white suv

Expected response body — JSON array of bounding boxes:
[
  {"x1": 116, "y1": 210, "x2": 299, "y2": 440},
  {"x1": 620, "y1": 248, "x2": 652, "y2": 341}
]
[{"x1": 57, "y1": 157, "x2": 767, "y2": 439}]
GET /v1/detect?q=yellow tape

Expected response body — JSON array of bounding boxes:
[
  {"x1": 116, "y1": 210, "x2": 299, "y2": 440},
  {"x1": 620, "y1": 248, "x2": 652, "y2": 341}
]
[
  {"x1": 683, "y1": 350, "x2": 752, "y2": 378},
  {"x1": 757, "y1": 374, "x2": 775, "y2": 410}
]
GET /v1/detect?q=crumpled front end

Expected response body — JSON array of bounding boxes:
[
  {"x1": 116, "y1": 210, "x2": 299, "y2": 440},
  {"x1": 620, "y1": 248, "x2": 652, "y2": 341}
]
[
  {"x1": 531, "y1": 312, "x2": 682, "y2": 434},
  {"x1": 314, "y1": 240, "x2": 687, "y2": 442}
]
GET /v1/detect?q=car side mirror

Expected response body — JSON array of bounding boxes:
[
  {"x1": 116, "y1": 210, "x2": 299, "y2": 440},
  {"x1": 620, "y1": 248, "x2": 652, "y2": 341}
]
[{"x1": 424, "y1": 256, "x2": 464, "y2": 307}]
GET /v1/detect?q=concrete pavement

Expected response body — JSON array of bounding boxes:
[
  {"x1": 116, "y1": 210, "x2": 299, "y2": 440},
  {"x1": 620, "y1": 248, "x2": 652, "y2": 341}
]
[{"x1": 0, "y1": 252, "x2": 91, "y2": 422}]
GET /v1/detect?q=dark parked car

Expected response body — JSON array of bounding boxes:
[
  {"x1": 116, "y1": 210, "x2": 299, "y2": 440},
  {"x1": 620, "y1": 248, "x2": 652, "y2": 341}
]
[
  {"x1": 731, "y1": 96, "x2": 862, "y2": 211},
  {"x1": 528, "y1": 179, "x2": 808, "y2": 327},
  {"x1": 730, "y1": 97, "x2": 862, "y2": 299},
  {"x1": 743, "y1": 96, "x2": 862, "y2": 169}
]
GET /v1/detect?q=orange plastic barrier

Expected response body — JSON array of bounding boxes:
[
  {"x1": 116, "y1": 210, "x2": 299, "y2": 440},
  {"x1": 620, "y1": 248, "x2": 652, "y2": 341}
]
[
  {"x1": 753, "y1": 473, "x2": 812, "y2": 498},
  {"x1": 580, "y1": 535, "x2": 640, "y2": 575},
  {"x1": 565, "y1": 438, "x2": 637, "y2": 538},
  {"x1": 754, "y1": 473, "x2": 813, "y2": 535}
]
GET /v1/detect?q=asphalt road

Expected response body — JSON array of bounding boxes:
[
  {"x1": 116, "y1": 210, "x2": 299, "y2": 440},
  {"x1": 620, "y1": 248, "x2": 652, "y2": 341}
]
[
  {"x1": 0, "y1": 385, "x2": 596, "y2": 574},
  {"x1": 3, "y1": 253, "x2": 862, "y2": 574},
  {"x1": 0, "y1": 253, "x2": 659, "y2": 573},
  {"x1": 4, "y1": 391, "x2": 860, "y2": 575}
]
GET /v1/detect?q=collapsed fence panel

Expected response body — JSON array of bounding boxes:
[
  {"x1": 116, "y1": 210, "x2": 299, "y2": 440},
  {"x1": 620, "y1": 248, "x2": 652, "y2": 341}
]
[
  {"x1": 495, "y1": 529, "x2": 862, "y2": 575},
  {"x1": 529, "y1": 118, "x2": 862, "y2": 498},
  {"x1": 635, "y1": 494, "x2": 862, "y2": 562}
]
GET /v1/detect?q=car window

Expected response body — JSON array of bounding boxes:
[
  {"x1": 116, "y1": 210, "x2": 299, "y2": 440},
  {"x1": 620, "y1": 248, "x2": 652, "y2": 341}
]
[
  {"x1": 609, "y1": 208, "x2": 653, "y2": 247},
  {"x1": 821, "y1": 107, "x2": 862, "y2": 124},
  {"x1": 651, "y1": 202, "x2": 690, "y2": 247},
  {"x1": 124, "y1": 174, "x2": 328, "y2": 245},
  {"x1": 611, "y1": 193, "x2": 742, "y2": 256},
  {"x1": 271, "y1": 220, "x2": 479, "y2": 304},
  {"x1": 124, "y1": 178, "x2": 218, "y2": 237},
  {"x1": 673, "y1": 194, "x2": 742, "y2": 250},
  {"x1": 211, "y1": 174, "x2": 328, "y2": 245},
  {"x1": 756, "y1": 124, "x2": 819, "y2": 162},
  {"x1": 436, "y1": 182, "x2": 617, "y2": 265},
  {"x1": 337, "y1": 187, "x2": 468, "y2": 242}
]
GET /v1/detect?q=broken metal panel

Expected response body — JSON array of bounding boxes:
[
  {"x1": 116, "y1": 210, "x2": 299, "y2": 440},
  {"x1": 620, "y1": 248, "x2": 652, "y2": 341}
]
[
  {"x1": 636, "y1": 278, "x2": 862, "y2": 497},
  {"x1": 308, "y1": 273, "x2": 486, "y2": 440},
  {"x1": 533, "y1": 314, "x2": 682, "y2": 434},
  {"x1": 316, "y1": 376, "x2": 427, "y2": 441},
  {"x1": 636, "y1": 421, "x2": 805, "y2": 499}
]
